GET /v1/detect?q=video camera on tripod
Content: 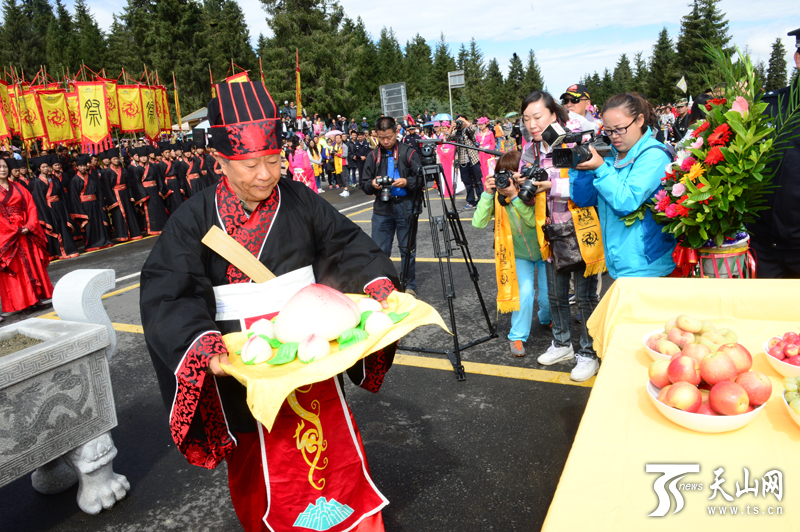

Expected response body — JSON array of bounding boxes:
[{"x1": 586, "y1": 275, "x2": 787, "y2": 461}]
[{"x1": 541, "y1": 123, "x2": 612, "y2": 168}]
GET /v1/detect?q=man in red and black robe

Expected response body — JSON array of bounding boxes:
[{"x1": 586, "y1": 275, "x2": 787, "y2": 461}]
[
  {"x1": 70, "y1": 155, "x2": 113, "y2": 251},
  {"x1": 101, "y1": 147, "x2": 142, "y2": 243},
  {"x1": 141, "y1": 80, "x2": 399, "y2": 532}
]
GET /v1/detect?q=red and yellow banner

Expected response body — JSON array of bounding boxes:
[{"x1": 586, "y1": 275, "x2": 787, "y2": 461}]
[
  {"x1": 158, "y1": 86, "x2": 171, "y2": 133},
  {"x1": 12, "y1": 91, "x2": 46, "y2": 141},
  {"x1": 139, "y1": 86, "x2": 160, "y2": 141},
  {"x1": 74, "y1": 81, "x2": 112, "y2": 152},
  {"x1": 0, "y1": 81, "x2": 15, "y2": 136},
  {"x1": 66, "y1": 92, "x2": 80, "y2": 139},
  {"x1": 35, "y1": 89, "x2": 76, "y2": 145},
  {"x1": 117, "y1": 85, "x2": 143, "y2": 132},
  {"x1": 99, "y1": 78, "x2": 120, "y2": 128},
  {"x1": 226, "y1": 72, "x2": 249, "y2": 84}
]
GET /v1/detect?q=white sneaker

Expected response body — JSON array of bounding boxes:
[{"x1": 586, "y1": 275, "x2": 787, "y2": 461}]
[
  {"x1": 537, "y1": 341, "x2": 575, "y2": 365},
  {"x1": 318, "y1": 188, "x2": 325, "y2": 193},
  {"x1": 340, "y1": 190, "x2": 350, "y2": 197},
  {"x1": 571, "y1": 355, "x2": 600, "y2": 382}
]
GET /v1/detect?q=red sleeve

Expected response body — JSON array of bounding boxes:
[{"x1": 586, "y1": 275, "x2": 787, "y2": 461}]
[
  {"x1": 19, "y1": 184, "x2": 41, "y2": 234},
  {"x1": 169, "y1": 331, "x2": 236, "y2": 469}
]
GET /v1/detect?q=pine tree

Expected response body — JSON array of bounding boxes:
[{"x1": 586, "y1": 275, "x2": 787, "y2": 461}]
[
  {"x1": 46, "y1": 0, "x2": 78, "y2": 76},
  {"x1": 205, "y1": 0, "x2": 256, "y2": 73},
  {"x1": 105, "y1": 14, "x2": 138, "y2": 78},
  {"x1": 484, "y1": 57, "x2": 505, "y2": 117},
  {"x1": 765, "y1": 38, "x2": 788, "y2": 91},
  {"x1": 505, "y1": 52, "x2": 525, "y2": 107},
  {"x1": 632, "y1": 51, "x2": 649, "y2": 95},
  {"x1": 431, "y1": 33, "x2": 456, "y2": 101},
  {"x1": 753, "y1": 60, "x2": 767, "y2": 87},
  {"x1": 520, "y1": 49, "x2": 544, "y2": 96},
  {"x1": 582, "y1": 72, "x2": 601, "y2": 105},
  {"x1": 344, "y1": 17, "x2": 379, "y2": 112},
  {"x1": 73, "y1": 0, "x2": 107, "y2": 72},
  {"x1": 613, "y1": 53, "x2": 633, "y2": 94},
  {"x1": 598, "y1": 68, "x2": 614, "y2": 105},
  {"x1": 403, "y1": 33, "x2": 432, "y2": 99},
  {"x1": 456, "y1": 43, "x2": 467, "y2": 71},
  {"x1": 375, "y1": 27, "x2": 403, "y2": 86},
  {"x1": 649, "y1": 27, "x2": 677, "y2": 104},
  {"x1": 259, "y1": 0, "x2": 347, "y2": 114},
  {"x1": 699, "y1": 0, "x2": 731, "y2": 52},
  {"x1": 676, "y1": 1, "x2": 707, "y2": 95},
  {"x1": 22, "y1": 0, "x2": 52, "y2": 74},
  {"x1": 463, "y1": 38, "x2": 487, "y2": 116},
  {"x1": 1, "y1": 0, "x2": 38, "y2": 76}
]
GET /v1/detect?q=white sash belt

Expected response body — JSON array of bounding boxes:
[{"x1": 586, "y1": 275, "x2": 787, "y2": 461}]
[{"x1": 213, "y1": 265, "x2": 315, "y2": 322}]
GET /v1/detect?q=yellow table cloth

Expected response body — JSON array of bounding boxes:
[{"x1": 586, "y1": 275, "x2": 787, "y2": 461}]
[
  {"x1": 542, "y1": 278, "x2": 800, "y2": 531},
  {"x1": 222, "y1": 291, "x2": 448, "y2": 431}
]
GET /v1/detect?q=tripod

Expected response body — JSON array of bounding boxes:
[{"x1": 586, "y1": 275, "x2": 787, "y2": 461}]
[{"x1": 397, "y1": 138, "x2": 503, "y2": 381}]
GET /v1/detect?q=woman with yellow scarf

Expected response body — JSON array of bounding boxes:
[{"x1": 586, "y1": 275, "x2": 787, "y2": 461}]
[{"x1": 472, "y1": 151, "x2": 549, "y2": 358}]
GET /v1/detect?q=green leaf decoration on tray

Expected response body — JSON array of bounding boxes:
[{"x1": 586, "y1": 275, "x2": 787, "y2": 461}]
[
  {"x1": 267, "y1": 337, "x2": 283, "y2": 349},
  {"x1": 337, "y1": 328, "x2": 369, "y2": 350},
  {"x1": 358, "y1": 311, "x2": 373, "y2": 330},
  {"x1": 387, "y1": 311, "x2": 410, "y2": 324},
  {"x1": 268, "y1": 342, "x2": 298, "y2": 365}
]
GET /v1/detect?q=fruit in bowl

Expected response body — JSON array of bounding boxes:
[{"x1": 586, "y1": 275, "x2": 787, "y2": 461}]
[
  {"x1": 781, "y1": 376, "x2": 800, "y2": 429},
  {"x1": 643, "y1": 315, "x2": 737, "y2": 362},
  {"x1": 763, "y1": 334, "x2": 800, "y2": 378}
]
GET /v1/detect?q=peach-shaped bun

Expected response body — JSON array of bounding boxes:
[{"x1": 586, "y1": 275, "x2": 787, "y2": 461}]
[
  {"x1": 248, "y1": 318, "x2": 275, "y2": 339},
  {"x1": 274, "y1": 284, "x2": 361, "y2": 343},
  {"x1": 364, "y1": 311, "x2": 394, "y2": 335},
  {"x1": 241, "y1": 335, "x2": 273, "y2": 365},
  {"x1": 357, "y1": 297, "x2": 383, "y2": 313},
  {"x1": 298, "y1": 334, "x2": 332, "y2": 363}
]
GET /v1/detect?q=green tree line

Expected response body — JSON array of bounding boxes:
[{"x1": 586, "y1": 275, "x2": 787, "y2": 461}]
[{"x1": 0, "y1": 0, "x2": 792, "y2": 124}]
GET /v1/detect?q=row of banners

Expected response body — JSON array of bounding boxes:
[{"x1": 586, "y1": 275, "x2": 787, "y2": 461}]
[{"x1": 0, "y1": 79, "x2": 173, "y2": 152}]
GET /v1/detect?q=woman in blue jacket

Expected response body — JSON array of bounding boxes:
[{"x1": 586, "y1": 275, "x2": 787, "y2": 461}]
[{"x1": 570, "y1": 93, "x2": 676, "y2": 278}]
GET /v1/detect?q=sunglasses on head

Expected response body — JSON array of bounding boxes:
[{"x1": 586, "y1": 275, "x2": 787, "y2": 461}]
[{"x1": 561, "y1": 96, "x2": 587, "y2": 105}]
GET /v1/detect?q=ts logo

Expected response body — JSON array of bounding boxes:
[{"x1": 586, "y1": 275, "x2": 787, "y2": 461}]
[{"x1": 646, "y1": 464, "x2": 701, "y2": 516}]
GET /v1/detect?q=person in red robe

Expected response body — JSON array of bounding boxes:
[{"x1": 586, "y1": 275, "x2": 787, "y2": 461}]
[
  {"x1": 0, "y1": 157, "x2": 54, "y2": 315},
  {"x1": 141, "y1": 81, "x2": 400, "y2": 532}
]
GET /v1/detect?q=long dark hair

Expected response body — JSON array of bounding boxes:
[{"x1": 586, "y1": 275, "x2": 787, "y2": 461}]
[
  {"x1": 602, "y1": 93, "x2": 657, "y2": 134},
  {"x1": 689, "y1": 94, "x2": 710, "y2": 125},
  {"x1": 521, "y1": 91, "x2": 569, "y2": 124}
]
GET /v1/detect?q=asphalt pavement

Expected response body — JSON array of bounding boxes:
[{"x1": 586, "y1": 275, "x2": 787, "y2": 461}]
[{"x1": 0, "y1": 180, "x2": 608, "y2": 532}]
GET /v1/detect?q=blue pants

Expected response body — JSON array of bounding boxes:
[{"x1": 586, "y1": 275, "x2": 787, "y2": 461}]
[
  {"x1": 348, "y1": 166, "x2": 358, "y2": 185},
  {"x1": 545, "y1": 261, "x2": 599, "y2": 358},
  {"x1": 508, "y1": 258, "x2": 551, "y2": 341},
  {"x1": 371, "y1": 200, "x2": 416, "y2": 290}
]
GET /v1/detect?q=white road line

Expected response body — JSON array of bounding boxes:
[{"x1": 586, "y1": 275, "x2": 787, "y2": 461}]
[
  {"x1": 337, "y1": 200, "x2": 374, "y2": 213},
  {"x1": 117, "y1": 272, "x2": 141, "y2": 282}
]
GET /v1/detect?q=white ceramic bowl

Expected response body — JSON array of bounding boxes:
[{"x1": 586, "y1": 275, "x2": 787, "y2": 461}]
[
  {"x1": 762, "y1": 339, "x2": 800, "y2": 378},
  {"x1": 783, "y1": 391, "x2": 800, "y2": 430},
  {"x1": 642, "y1": 329, "x2": 670, "y2": 361},
  {"x1": 646, "y1": 381, "x2": 766, "y2": 433}
]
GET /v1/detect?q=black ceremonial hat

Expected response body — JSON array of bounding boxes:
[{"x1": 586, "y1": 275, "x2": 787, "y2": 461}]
[
  {"x1": 208, "y1": 81, "x2": 278, "y2": 159},
  {"x1": 49, "y1": 154, "x2": 60, "y2": 166},
  {"x1": 789, "y1": 28, "x2": 800, "y2": 50},
  {"x1": 30, "y1": 156, "x2": 49, "y2": 171},
  {"x1": 106, "y1": 147, "x2": 121, "y2": 159},
  {"x1": 76, "y1": 154, "x2": 91, "y2": 166},
  {"x1": 183, "y1": 141, "x2": 194, "y2": 152},
  {"x1": 5, "y1": 158, "x2": 18, "y2": 170},
  {"x1": 192, "y1": 128, "x2": 206, "y2": 147}
]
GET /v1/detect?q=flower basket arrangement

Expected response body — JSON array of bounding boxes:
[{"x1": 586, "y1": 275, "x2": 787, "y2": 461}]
[{"x1": 624, "y1": 46, "x2": 800, "y2": 277}]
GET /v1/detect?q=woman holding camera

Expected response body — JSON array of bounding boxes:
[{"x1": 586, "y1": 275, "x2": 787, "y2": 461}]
[
  {"x1": 473, "y1": 150, "x2": 547, "y2": 357},
  {"x1": 570, "y1": 93, "x2": 676, "y2": 279},
  {"x1": 518, "y1": 91, "x2": 605, "y2": 382}
]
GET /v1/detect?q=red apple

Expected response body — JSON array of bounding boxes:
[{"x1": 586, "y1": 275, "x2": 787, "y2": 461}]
[
  {"x1": 657, "y1": 340, "x2": 681, "y2": 357},
  {"x1": 786, "y1": 355, "x2": 800, "y2": 367},
  {"x1": 734, "y1": 371, "x2": 772, "y2": 406},
  {"x1": 700, "y1": 352, "x2": 738, "y2": 385},
  {"x1": 699, "y1": 380, "x2": 713, "y2": 391},
  {"x1": 657, "y1": 384, "x2": 672, "y2": 404},
  {"x1": 768, "y1": 337, "x2": 784, "y2": 349},
  {"x1": 649, "y1": 360, "x2": 671, "y2": 388},
  {"x1": 667, "y1": 328, "x2": 695, "y2": 349},
  {"x1": 697, "y1": 402, "x2": 718, "y2": 415},
  {"x1": 709, "y1": 381, "x2": 750, "y2": 415},
  {"x1": 783, "y1": 343, "x2": 800, "y2": 358},
  {"x1": 668, "y1": 355, "x2": 702, "y2": 385},
  {"x1": 769, "y1": 345, "x2": 786, "y2": 360},
  {"x1": 646, "y1": 333, "x2": 667, "y2": 351},
  {"x1": 783, "y1": 332, "x2": 799, "y2": 344},
  {"x1": 717, "y1": 343, "x2": 752, "y2": 375},
  {"x1": 680, "y1": 344, "x2": 711, "y2": 365},
  {"x1": 745, "y1": 405, "x2": 754, "y2": 413},
  {"x1": 665, "y1": 381, "x2": 702, "y2": 413}
]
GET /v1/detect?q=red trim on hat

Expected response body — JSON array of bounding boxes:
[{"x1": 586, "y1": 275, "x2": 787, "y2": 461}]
[
  {"x1": 252, "y1": 84, "x2": 266, "y2": 118},
  {"x1": 216, "y1": 148, "x2": 281, "y2": 160},
  {"x1": 239, "y1": 82, "x2": 254, "y2": 122},
  {"x1": 230, "y1": 84, "x2": 242, "y2": 124}
]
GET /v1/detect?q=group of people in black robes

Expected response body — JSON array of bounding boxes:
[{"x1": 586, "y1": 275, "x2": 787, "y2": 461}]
[{"x1": 0, "y1": 134, "x2": 222, "y2": 260}]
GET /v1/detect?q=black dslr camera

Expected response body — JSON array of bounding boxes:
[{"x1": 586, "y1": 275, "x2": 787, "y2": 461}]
[
  {"x1": 419, "y1": 140, "x2": 437, "y2": 167},
  {"x1": 541, "y1": 123, "x2": 612, "y2": 168},
  {"x1": 375, "y1": 175, "x2": 395, "y2": 202},
  {"x1": 493, "y1": 162, "x2": 546, "y2": 203}
]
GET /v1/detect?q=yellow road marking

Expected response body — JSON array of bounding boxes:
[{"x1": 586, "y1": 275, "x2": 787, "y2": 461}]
[
  {"x1": 346, "y1": 207, "x2": 373, "y2": 218},
  {"x1": 395, "y1": 353, "x2": 595, "y2": 387},
  {"x1": 390, "y1": 257, "x2": 495, "y2": 264}
]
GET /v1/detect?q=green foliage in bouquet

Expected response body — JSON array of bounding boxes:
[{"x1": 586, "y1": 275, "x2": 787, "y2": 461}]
[{"x1": 622, "y1": 45, "x2": 800, "y2": 249}]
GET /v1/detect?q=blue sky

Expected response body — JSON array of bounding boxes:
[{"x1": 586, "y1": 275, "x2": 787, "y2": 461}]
[{"x1": 70, "y1": 0, "x2": 799, "y2": 100}]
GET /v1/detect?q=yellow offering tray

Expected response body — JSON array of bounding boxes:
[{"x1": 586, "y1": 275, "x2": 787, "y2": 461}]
[{"x1": 221, "y1": 291, "x2": 448, "y2": 431}]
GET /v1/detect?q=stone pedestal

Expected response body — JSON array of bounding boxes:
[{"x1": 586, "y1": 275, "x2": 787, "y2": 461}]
[{"x1": 0, "y1": 269, "x2": 129, "y2": 514}]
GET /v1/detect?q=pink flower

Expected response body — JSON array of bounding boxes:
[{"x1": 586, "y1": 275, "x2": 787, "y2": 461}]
[
  {"x1": 690, "y1": 137, "x2": 704, "y2": 150},
  {"x1": 680, "y1": 157, "x2": 696, "y2": 173},
  {"x1": 731, "y1": 96, "x2": 749, "y2": 118},
  {"x1": 665, "y1": 204, "x2": 680, "y2": 218},
  {"x1": 654, "y1": 190, "x2": 670, "y2": 212},
  {"x1": 672, "y1": 183, "x2": 686, "y2": 197}
]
